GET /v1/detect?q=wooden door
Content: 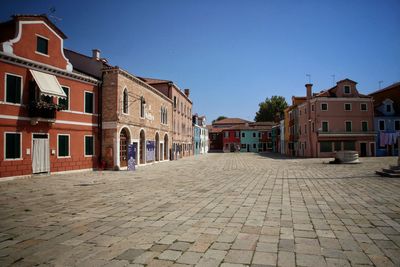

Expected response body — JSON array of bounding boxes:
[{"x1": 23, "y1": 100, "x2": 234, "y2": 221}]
[{"x1": 120, "y1": 130, "x2": 128, "y2": 167}]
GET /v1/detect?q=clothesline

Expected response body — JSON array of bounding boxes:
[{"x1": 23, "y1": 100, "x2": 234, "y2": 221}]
[{"x1": 380, "y1": 131, "x2": 400, "y2": 147}]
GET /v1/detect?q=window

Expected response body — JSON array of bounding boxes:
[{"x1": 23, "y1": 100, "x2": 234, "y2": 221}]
[
  {"x1": 5, "y1": 74, "x2": 22, "y2": 104},
  {"x1": 334, "y1": 141, "x2": 341, "y2": 151},
  {"x1": 36, "y1": 36, "x2": 48, "y2": 55},
  {"x1": 361, "y1": 121, "x2": 368, "y2": 132},
  {"x1": 321, "y1": 103, "x2": 328, "y2": 111},
  {"x1": 304, "y1": 124, "x2": 307, "y2": 134},
  {"x1": 252, "y1": 132, "x2": 256, "y2": 138},
  {"x1": 235, "y1": 131, "x2": 240, "y2": 138},
  {"x1": 322, "y1": 121, "x2": 329, "y2": 132},
  {"x1": 242, "y1": 132, "x2": 245, "y2": 138},
  {"x1": 224, "y1": 132, "x2": 229, "y2": 138},
  {"x1": 258, "y1": 132, "x2": 261, "y2": 138},
  {"x1": 173, "y1": 96, "x2": 177, "y2": 108},
  {"x1": 360, "y1": 103, "x2": 367, "y2": 111},
  {"x1": 59, "y1": 86, "x2": 69, "y2": 110},
  {"x1": 253, "y1": 144, "x2": 256, "y2": 149},
  {"x1": 140, "y1": 96, "x2": 145, "y2": 118},
  {"x1": 344, "y1": 85, "x2": 351, "y2": 94},
  {"x1": 345, "y1": 121, "x2": 352, "y2": 132},
  {"x1": 311, "y1": 105, "x2": 314, "y2": 111},
  {"x1": 344, "y1": 141, "x2": 355, "y2": 150},
  {"x1": 123, "y1": 89, "x2": 128, "y2": 114},
  {"x1": 241, "y1": 144, "x2": 246, "y2": 149},
  {"x1": 85, "y1": 136, "x2": 94, "y2": 156},
  {"x1": 58, "y1": 135, "x2": 69, "y2": 157},
  {"x1": 312, "y1": 122, "x2": 315, "y2": 132},
  {"x1": 386, "y1": 104, "x2": 392, "y2": 113},
  {"x1": 84, "y1": 92, "x2": 94, "y2": 113},
  {"x1": 395, "y1": 120, "x2": 400, "y2": 131},
  {"x1": 344, "y1": 103, "x2": 352, "y2": 111},
  {"x1": 320, "y1": 141, "x2": 332, "y2": 152},
  {"x1": 268, "y1": 132, "x2": 272, "y2": 138},
  {"x1": 379, "y1": 120, "x2": 385, "y2": 131},
  {"x1": 5, "y1": 133, "x2": 21, "y2": 160}
]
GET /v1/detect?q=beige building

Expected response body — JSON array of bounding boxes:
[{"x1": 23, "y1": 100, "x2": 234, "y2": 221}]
[
  {"x1": 102, "y1": 67, "x2": 173, "y2": 169},
  {"x1": 139, "y1": 77, "x2": 193, "y2": 159}
]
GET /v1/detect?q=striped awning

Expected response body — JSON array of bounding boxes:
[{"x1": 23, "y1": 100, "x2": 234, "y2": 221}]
[{"x1": 30, "y1": 69, "x2": 66, "y2": 99}]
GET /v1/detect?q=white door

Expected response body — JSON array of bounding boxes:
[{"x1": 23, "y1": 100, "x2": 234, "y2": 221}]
[{"x1": 32, "y1": 134, "x2": 50, "y2": 174}]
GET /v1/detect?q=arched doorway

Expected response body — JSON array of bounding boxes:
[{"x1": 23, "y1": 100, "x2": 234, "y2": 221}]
[
  {"x1": 140, "y1": 130, "x2": 145, "y2": 164},
  {"x1": 155, "y1": 133, "x2": 160, "y2": 161},
  {"x1": 164, "y1": 134, "x2": 169, "y2": 160},
  {"x1": 120, "y1": 128, "x2": 130, "y2": 167}
]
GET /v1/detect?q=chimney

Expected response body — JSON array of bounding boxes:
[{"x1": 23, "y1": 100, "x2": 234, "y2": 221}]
[
  {"x1": 184, "y1": 89, "x2": 190, "y2": 97},
  {"x1": 305, "y1": 83, "x2": 313, "y2": 99},
  {"x1": 92, "y1": 49, "x2": 101, "y2": 60}
]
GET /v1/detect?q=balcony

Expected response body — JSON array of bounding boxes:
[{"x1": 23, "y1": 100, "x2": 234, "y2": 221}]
[
  {"x1": 318, "y1": 131, "x2": 376, "y2": 137},
  {"x1": 28, "y1": 100, "x2": 65, "y2": 122}
]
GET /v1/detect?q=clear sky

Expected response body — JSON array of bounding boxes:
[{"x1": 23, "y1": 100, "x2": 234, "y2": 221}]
[{"x1": 2, "y1": 0, "x2": 400, "y2": 122}]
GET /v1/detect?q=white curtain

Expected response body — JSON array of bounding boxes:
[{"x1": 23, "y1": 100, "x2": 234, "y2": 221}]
[{"x1": 33, "y1": 138, "x2": 50, "y2": 173}]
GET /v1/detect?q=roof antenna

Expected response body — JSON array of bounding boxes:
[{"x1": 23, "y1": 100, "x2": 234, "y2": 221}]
[
  {"x1": 306, "y1": 74, "x2": 311, "y2": 83},
  {"x1": 331, "y1": 74, "x2": 335, "y2": 86},
  {"x1": 48, "y1": 7, "x2": 62, "y2": 24},
  {"x1": 378, "y1": 80, "x2": 383, "y2": 89}
]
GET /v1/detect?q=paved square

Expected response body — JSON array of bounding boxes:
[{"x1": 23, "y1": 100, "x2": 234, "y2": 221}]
[{"x1": 0, "y1": 153, "x2": 399, "y2": 266}]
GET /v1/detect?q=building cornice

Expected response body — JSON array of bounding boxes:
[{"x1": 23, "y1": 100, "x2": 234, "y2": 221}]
[
  {"x1": 103, "y1": 67, "x2": 173, "y2": 104},
  {"x1": 0, "y1": 52, "x2": 100, "y2": 85}
]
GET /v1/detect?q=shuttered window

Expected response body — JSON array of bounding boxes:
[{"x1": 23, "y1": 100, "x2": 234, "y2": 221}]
[
  {"x1": 85, "y1": 136, "x2": 94, "y2": 156},
  {"x1": 36, "y1": 36, "x2": 48, "y2": 54},
  {"x1": 5, "y1": 133, "x2": 21, "y2": 159},
  {"x1": 58, "y1": 135, "x2": 69, "y2": 157},
  {"x1": 84, "y1": 92, "x2": 94, "y2": 113},
  {"x1": 6, "y1": 74, "x2": 22, "y2": 104},
  {"x1": 59, "y1": 87, "x2": 69, "y2": 110}
]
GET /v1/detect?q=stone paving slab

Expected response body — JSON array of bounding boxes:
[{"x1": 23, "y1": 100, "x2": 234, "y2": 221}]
[{"x1": 0, "y1": 153, "x2": 399, "y2": 266}]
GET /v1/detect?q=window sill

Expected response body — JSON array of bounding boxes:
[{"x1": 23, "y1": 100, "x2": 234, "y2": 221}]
[
  {"x1": 4, "y1": 158, "x2": 23, "y2": 161},
  {"x1": 57, "y1": 156, "x2": 71, "y2": 159},
  {"x1": 0, "y1": 101, "x2": 25, "y2": 107},
  {"x1": 35, "y1": 51, "x2": 50, "y2": 57}
]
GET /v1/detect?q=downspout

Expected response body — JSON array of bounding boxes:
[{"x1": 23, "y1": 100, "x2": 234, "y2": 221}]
[{"x1": 98, "y1": 72, "x2": 104, "y2": 168}]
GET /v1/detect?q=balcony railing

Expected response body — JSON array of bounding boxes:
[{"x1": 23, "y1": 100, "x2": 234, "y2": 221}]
[{"x1": 28, "y1": 101, "x2": 65, "y2": 120}]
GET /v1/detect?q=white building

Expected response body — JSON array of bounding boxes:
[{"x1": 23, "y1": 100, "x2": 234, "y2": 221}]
[{"x1": 199, "y1": 116, "x2": 209, "y2": 154}]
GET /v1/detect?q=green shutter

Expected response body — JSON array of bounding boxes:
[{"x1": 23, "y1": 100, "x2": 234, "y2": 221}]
[
  {"x1": 85, "y1": 136, "x2": 94, "y2": 156},
  {"x1": 58, "y1": 135, "x2": 69, "y2": 157},
  {"x1": 6, "y1": 75, "x2": 21, "y2": 104},
  {"x1": 59, "y1": 87, "x2": 69, "y2": 109},
  {"x1": 85, "y1": 92, "x2": 93, "y2": 113},
  {"x1": 5, "y1": 133, "x2": 21, "y2": 159},
  {"x1": 37, "y1": 36, "x2": 48, "y2": 54}
]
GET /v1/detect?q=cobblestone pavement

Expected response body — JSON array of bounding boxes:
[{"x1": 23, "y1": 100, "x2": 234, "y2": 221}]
[{"x1": 0, "y1": 153, "x2": 400, "y2": 267}]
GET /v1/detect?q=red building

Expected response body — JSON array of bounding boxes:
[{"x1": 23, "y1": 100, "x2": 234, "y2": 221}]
[
  {"x1": 222, "y1": 128, "x2": 241, "y2": 152},
  {"x1": 0, "y1": 15, "x2": 100, "y2": 178}
]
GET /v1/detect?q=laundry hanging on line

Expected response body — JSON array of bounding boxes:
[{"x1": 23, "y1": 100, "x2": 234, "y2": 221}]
[{"x1": 380, "y1": 132, "x2": 400, "y2": 147}]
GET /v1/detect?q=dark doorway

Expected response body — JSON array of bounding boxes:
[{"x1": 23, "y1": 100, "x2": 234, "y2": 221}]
[
  {"x1": 360, "y1": 142, "x2": 367, "y2": 157},
  {"x1": 120, "y1": 129, "x2": 129, "y2": 167},
  {"x1": 370, "y1": 143, "x2": 375, "y2": 157}
]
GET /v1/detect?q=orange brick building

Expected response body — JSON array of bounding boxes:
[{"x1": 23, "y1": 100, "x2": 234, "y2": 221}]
[{"x1": 0, "y1": 15, "x2": 100, "y2": 178}]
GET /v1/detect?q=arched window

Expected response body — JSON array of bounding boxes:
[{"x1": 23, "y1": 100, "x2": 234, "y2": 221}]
[
  {"x1": 123, "y1": 89, "x2": 128, "y2": 114},
  {"x1": 165, "y1": 109, "x2": 168, "y2": 124}
]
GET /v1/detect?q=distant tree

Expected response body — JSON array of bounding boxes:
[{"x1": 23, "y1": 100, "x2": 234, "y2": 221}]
[
  {"x1": 254, "y1": 96, "x2": 288, "y2": 122},
  {"x1": 212, "y1": 116, "x2": 227, "y2": 124}
]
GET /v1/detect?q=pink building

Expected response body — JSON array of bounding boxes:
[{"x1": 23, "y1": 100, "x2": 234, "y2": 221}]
[{"x1": 297, "y1": 79, "x2": 375, "y2": 158}]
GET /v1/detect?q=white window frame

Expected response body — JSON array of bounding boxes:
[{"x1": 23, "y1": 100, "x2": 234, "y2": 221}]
[
  {"x1": 4, "y1": 132, "x2": 22, "y2": 161},
  {"x1": 361, "y1": 121, "x2": 368, "y2": 132},
  {"x1": 344, "y1": 103, "x2": 352, "y2": 111},
  {"x1": 343, "y1": 85, "x2": 351, "y2": 94},
  {"x1": 35, "y1": 34, "x2": 50, "y2": 57},
  {"x1": 345, "y1": 121, "x2": 352, "y2": 132},
  {"x1": 360, "y1": 103, "x2": 368, "y2": 111},
  {"x1": 58, "y1": 85, "x2": 70, "y2": 111},
  {"x1": 122, "y1": 88, "x2": 129, "y2": 115},
  {"x1": 4, "y1": 73, "x2": 23, "y2": 105},
  {"x1": 57, "y1": 134, "x2": 71, "y2": 158},
  {"x1": 321, "y1": 121, "x2": 329, "y2": 132},
  {"x1": 321, "y1": 103, "x2": 328, "y2": 111},
  {"x1": 84, "y1": 91, "x2": 95, "y2": 114},
  {"x1": 378, "y1": 120, "x2": 385, "y2": 131},
  {"x1": 84, "y1": 135, "x2": 95, "y2": 157}
]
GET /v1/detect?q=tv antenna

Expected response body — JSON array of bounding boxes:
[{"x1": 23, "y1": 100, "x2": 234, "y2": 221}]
[
  {"x1": 378, "y1": 80, "x2": 383, "y2": 89},
  {"x1": 48, "y1": 7, "x2": 62, "y2": 23},
  {"x1": 331, "y1": 74, "x2": 335, "y2": 86},
  {"x1": 306, "y1": 74, "x2": 311, "y2": 83}
]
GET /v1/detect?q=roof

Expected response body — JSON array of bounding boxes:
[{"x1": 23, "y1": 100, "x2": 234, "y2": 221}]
[
  {"x1": 213, "y1": 118, "x2": 251, "y2": 125},
  {"x1": 137, "y1": 77, "x2": 172, "y2": 85},
  {"x1": 313, "y1": 78, "x2": 370, "y2": 98},
  {"x1": 64, "y1": 48, "x2": 111, "y2": 79},
  {"x1": 369, "y1": 82, "x2": 400, "y2": 96},
  {"x1": 0, "y1": 14, "x2": 67, "y2": 41}
]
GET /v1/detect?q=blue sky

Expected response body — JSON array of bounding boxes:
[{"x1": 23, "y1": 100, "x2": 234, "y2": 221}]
[{"x1": 2, "y1": 0, "x2": 400, "y2": 122}]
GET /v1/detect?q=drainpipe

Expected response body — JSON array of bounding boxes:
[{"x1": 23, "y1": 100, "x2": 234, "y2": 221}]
[{"x1": 98, "y1": 72, "x2": 104, "y2": 169}]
